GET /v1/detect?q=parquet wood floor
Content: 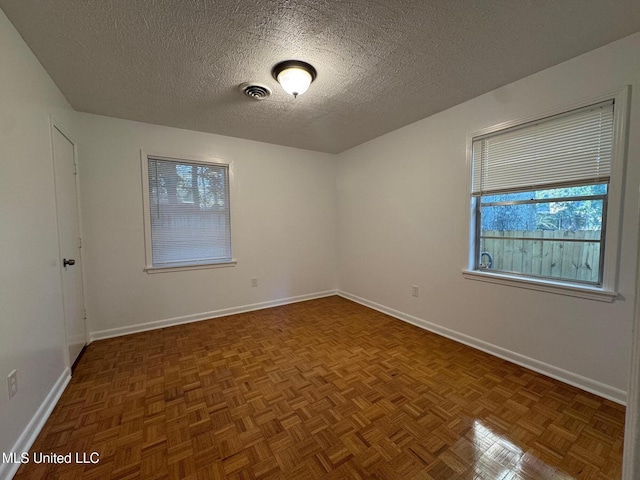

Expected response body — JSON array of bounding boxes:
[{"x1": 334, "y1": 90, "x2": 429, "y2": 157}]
[{"x1": 14, "y1": 296, "x2": 625, "y2": 479}]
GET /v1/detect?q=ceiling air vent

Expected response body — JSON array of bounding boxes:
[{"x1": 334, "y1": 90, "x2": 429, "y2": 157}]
[{"x1": 239, "y1": 83, "x2": 272, "y2": 100}]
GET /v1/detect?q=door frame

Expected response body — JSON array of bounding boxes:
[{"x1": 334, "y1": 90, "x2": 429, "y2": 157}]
[
  {"x1": 50, "y1": 116, "x2": 88, "y2": 370},
  {"x1": 622, "y1": 190, "x2": 640, "y2": 479}
]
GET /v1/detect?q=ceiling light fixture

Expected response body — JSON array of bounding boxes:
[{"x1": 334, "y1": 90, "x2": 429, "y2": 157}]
[{"x1": 272, "y1": 60, "x2": 317, "y2": 98}]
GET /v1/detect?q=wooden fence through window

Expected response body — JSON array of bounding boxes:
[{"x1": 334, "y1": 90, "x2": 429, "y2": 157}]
[{"x1": 480, "y1": 230, "x2": 601, "y2": 283}]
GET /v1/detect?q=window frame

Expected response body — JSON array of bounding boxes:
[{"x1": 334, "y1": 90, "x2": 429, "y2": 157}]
[
  {"x1": 140, "y1": 151, "x2": 236, "y2": 273},
  {"x1": 463, "y1": 87, "x2": 630, "y2": 302}
]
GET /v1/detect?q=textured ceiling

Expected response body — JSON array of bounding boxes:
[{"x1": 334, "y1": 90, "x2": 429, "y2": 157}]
[{"x1": 1, "y1": 1, "x2": 639, "y2": 153}]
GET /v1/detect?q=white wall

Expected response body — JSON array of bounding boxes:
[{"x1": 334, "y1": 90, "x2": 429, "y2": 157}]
[
  {"x1": 0, "y1": 8, "x2": 75, "y2": 460},
  {"x1": 74, "y1": 115, "x2": 337, "y2": 337},
  {"x1": 336, "y1": 32, "x2": 640, "y2": 401}
]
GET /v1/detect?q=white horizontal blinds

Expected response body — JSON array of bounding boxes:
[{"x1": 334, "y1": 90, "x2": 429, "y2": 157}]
[
  {"x1": 148, "y1": 157, "x2": 231, "y2": 267},
  {"x1": 472, "y1": 101, "x2": 614, "y2": 195}
]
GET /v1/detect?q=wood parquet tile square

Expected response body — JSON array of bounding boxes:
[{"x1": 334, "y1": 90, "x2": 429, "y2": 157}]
[{"x1": 13, "y1": 296, "x2": 625, "y2": 479}]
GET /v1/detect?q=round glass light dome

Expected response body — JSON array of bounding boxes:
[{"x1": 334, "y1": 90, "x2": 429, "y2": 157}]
[{"x1": 272, "y1": 61, "x2": 317, "y2": 98}]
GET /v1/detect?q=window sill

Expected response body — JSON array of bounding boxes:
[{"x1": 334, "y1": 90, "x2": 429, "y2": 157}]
[
  {"x1": 145, "y1": 260, "x2": 237, "y2": 274},
  {"x1": 461, "y1": 269, "x2": 617, "y2": 302}
]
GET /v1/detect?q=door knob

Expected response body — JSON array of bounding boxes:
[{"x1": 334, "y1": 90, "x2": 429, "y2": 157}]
[{"x1": 63, "y1": 258, "x2": 76, "y2": 268}]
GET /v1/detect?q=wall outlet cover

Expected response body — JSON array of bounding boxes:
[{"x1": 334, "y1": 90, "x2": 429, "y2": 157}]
[{"x1": 7, "y1": 370, "x2": 17, "y2": 399}]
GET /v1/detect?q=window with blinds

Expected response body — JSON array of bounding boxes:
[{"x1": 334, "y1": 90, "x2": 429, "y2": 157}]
[
  {"x1": 470, "y1": 101, "x2": 615, "y2": 286},
  {"x1": 145, "y1": 156, "x2": 232, "y2": 269}
]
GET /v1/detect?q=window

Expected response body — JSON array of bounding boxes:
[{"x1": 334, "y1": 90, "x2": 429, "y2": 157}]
[
  {"x1": 477, "y1": 184, "x2": 607, "y2": 285},
  {"x1": 465, "y1": 88, "x2": 629, "y2": 300},
  {"x1": 142, "y1": 154, "x2": 234, "y2": 271}
]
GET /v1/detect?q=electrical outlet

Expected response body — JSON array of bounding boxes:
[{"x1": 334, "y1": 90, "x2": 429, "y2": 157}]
[
  {"x1": 7, "y1": 370, "x2": 17, "y2": 399},
  {"x1": 251, "y1": 277, "x2": 258, "y2": 287},
  {"x1": 411, "y1": 285, "x2": 419, "y2": 297}
]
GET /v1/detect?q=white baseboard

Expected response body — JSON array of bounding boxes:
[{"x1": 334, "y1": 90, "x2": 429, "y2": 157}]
[
  {"x1": 89, "y1": 290, "x2": 338, "y2": 342},
  {"x1": 0, "y1": 368, "x2": 71, "y2": 480},
  {"x1": 338, "y1": 290, "x2": 626, "y2": 405}
]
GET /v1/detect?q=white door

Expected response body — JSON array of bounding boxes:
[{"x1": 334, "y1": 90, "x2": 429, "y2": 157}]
[{"x1": 52, "y1": 124, "x2": 87, "y2": 368}]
